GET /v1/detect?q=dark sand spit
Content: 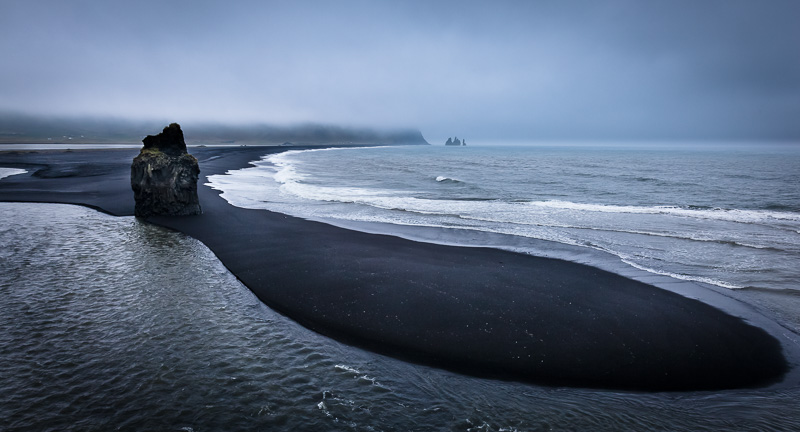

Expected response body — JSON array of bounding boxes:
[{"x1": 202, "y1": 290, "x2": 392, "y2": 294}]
[{"x1": 0, "y1": 146, "x2": 790, "y2": 391}]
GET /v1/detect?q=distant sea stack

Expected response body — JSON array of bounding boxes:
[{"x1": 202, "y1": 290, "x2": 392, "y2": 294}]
[
  {"x1": 131, "y1": 123, "x2": 201, "y2": 217},
  {"x1": 445, "y1": 137, "x2": 466, "y2": 146}
]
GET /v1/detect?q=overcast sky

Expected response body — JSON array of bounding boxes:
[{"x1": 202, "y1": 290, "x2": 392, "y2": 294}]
[{"x1": 1, "y1": 0, "x2": 799, "y2": 142}]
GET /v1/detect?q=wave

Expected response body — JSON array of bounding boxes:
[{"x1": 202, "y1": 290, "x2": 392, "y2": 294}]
[
  {"x1": 455, "y1": 214, "x2": 786, "y2": 251},
  {"x1": 619, "y1": 258, "x2": 744, "y2": 289},
  {"x1": 0, "y1": 168, "x2": 27, "y2": 180},
  {"x1": 622, "y1": 175, "x2": 660, "y2": 183},
  {"x1": 207, "y1": 147, "x2": 798, "y2": 293},
  {"x1": 267, "y1": 155, "x2": 800, "y2": 229},
  {"x1": 266, "y1": 149, "x2": 800, "y2": 224},
  {"x1": 334, "y1": 364, "x2": 362, "y2": 375},
  {"x1": 334, "y1": 364, "x2": 388, "y2": 389},
  {"x1": 248, "y1": 159, "x2": 796, "y2": 254},
  {"x1": 307, "y1": 209, "x2": 750, "y2": 291},
  {"x1": 450, "y1": 197, "x2": 497, "y2": 202},
  {"x1": 527, "y1": 200, "x2": 800, "y2": 224},
  {"x1": 268, "y1": 145, "x2": 394, "y2": 164}
]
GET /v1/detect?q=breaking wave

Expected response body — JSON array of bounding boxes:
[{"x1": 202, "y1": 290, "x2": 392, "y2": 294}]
[
  {"x1": 527, "y1": 200, "x2": 800, "y2": 224},
  {"x1": 0, "y1": 167, "x2": 27, "y2": 180},
  {"x1": 207, "y1": 145, "x2": 800, "y2": 292}
]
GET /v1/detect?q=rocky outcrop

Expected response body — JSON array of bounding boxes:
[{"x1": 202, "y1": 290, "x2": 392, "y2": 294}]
[
  {"x1": 131, "y1": 123, "x2": 201, "y2": 217},
  {"x1": 445, "y1": 136, "x2": 466, "y2": 146}
]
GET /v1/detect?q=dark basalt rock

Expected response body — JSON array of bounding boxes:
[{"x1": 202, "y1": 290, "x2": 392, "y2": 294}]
[
  {"x1": 131, "y1": 123, "x2": 201, "y2": 217},
  {"x1": 445, "y1": 136, "x2": 465, "y2": 146},
  {"x1": 141, "y1": 122, "x2": 188, "y2": 156}
]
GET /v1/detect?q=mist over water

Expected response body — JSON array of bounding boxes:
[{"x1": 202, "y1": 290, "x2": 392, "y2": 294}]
[
  {"x1": 208, "y1": 144, "x2": 800, "y2": 292},
  {"x1": 0, "y1": 168, "x2": 27, "y2": 180},
  {"x1": 3, "y1": 2, "x2": 800, "y2": 141},
  {"x1": 3, "y1": 202, "x2": 800, "y2": 431}
]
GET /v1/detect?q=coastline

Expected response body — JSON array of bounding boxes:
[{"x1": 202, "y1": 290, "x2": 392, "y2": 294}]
[{"x1": 0, "y1": 145, "x2": 792, "y2": 391}]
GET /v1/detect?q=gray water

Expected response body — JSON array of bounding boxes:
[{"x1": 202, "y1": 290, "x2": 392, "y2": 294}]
[
  {"x1": 2, "y1": 202, "x2": 800, "y2": 431},
  {"x1": 0, "y1": 168, "x2": 27, "y2": 180},
  {"x1": 208, "y1": 143, "x2": 800, "y2": 292}
]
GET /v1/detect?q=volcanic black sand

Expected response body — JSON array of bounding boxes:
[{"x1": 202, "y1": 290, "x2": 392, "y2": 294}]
[{"x1": 0, "y1": 146, "x2": 789, "y2": 391}]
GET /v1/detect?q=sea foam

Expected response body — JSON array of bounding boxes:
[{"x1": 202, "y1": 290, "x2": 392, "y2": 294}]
[
  {"x1": 0, "y1": 168, "x2": 27, "y2": 180},
  {"x1": 527, "y1": 200, "x2": 800, "y2": 224},
  {"x1": 207, "y1": 145, "x2": 800, "y2": 292}
]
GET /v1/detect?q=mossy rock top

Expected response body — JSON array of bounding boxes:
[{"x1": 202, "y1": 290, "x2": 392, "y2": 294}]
[{"x1": 141, "y1": 123, "x2": 187, "y2": 157}]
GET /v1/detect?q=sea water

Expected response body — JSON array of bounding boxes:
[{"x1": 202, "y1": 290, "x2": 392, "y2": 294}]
[
  {"x1": 2, "y1": 202, "x2": 800, "y2": 431},
  {"x1": 207, "y1": 143, "x2": 800, "y2": 293},
  {"x1": 0, "y1": 167, "x2": 26, "y2": 180}
]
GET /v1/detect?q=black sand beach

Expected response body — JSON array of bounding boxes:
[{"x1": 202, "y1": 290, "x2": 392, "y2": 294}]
[{"x1": 0, "y1": 146, "x2": 789, "y2": 391}]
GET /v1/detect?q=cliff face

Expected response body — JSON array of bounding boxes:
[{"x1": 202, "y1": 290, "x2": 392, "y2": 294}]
[
  {"x1": 379, "y1": 129, "x2": 429, "y2": 146},
  {"x1": 131, "y1": 123, "x2": 201, "y2": 217}
]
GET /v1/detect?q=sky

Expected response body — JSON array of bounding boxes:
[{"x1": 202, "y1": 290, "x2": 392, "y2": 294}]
[{"x1": 1, "y1": 0, "x2": 799, "y2": 142}]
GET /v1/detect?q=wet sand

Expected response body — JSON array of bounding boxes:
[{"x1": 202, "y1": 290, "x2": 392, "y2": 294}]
[{"x1": 0, "y1": 146, "x2": 789, "y2": 391}]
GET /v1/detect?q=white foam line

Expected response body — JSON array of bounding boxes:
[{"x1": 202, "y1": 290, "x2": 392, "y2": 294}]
[
  {"x1": 457, "y1": 214, "x2": 779, "y2": 251},
  {"x1": 0, "y1": 168, "x2": 27, "y2": 180},
  {"x1": 265, "y1": 145, "x2": 395, "y2": 166},
  {"x1": 205, "y1": 150, "x2": 788, "y2": 292},
  {"x1": 528, "y1": 200, "x2": 800, "y2": 223},
  {"x1": 334, "y1": 364, "x2": 361, "y2": 374},
  {"x1": 620, "y1": 258, "x2": 744, "y2": 289}
]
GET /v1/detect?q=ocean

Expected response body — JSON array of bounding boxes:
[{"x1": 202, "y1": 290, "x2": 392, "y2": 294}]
[
  {"x1": 208, "y1": 143, "x2": 800, "y2": 292},
  {"x1": 0, "y1": 167, "x2": 27, "y2": 180},
  {"x1": 3, "y1": 142, "x2": 800, "y2": 430}
]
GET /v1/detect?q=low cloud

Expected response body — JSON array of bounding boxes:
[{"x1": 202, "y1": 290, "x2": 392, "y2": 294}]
[{"x1": 1, "y1": 0, "x2": 798, "y2": 141}]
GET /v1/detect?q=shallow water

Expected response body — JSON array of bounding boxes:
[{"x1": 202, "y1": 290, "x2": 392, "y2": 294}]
[{"x1": 2, "y1": 202, "x2": 800, "y2": 431}]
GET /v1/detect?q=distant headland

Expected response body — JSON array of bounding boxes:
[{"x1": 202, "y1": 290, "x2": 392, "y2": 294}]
[{"x1": 0, "y1": 112, "x2": 429, "y2": 146}]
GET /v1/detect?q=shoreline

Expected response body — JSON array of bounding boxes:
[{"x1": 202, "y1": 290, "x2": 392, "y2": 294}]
[{"x1": 0, "y1": 145, "x2": 793, "y2": 391}]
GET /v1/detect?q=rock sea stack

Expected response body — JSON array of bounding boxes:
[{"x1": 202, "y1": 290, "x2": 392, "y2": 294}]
[
  {"x1": 445, "y1": 136, "x2": 466, "y2": 146},
  {"x1": 131, "y1": 123, "x2": 201, "y2": 217}
]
